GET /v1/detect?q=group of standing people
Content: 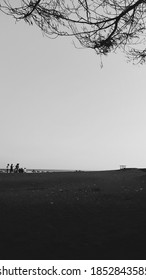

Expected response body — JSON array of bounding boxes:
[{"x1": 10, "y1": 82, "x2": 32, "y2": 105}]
[{"x1": 6, "y1": 163, "x2": 21, "y2": 173}]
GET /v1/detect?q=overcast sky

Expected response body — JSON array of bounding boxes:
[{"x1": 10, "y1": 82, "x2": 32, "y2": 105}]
[{"x1": 1, "y1": 11, "x2": 146, "y2": 170}]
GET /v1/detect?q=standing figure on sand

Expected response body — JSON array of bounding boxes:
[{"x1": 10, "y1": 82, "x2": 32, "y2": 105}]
[
  {"x1": 15, "y1": 163, "x2": 19, "y2": 173},
  {"x1": 10, "y1": 164, "x2": 13, "y2": 173},
  {"x1": 6, "y1": 164, "x2": 9, "y2": 173}
]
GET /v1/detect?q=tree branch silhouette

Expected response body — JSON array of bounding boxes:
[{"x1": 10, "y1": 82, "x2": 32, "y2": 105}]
[{"x1": 1, "y1": 0, "x2": 146, "y2": 63}]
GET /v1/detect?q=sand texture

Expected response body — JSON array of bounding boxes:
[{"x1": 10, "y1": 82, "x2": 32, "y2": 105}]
[{"x1": 0, "y1": 169, "x2": 146, "y2": 259}]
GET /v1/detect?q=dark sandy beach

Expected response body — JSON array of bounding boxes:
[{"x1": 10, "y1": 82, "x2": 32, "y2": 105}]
[{"x1": 0, "y1": 168, "x2": 146, "y2": 260}]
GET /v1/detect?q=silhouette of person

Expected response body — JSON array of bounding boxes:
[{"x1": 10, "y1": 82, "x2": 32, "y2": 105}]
[
  {"x1": 15, "y1": 163, "x2": 19, "y2": 173},
  {"x1": 6, "y1": 164, "x2": 9, "y2": 173},
  {"x1": 10, "y1": 164, "x2": 13, "y2": 173}
]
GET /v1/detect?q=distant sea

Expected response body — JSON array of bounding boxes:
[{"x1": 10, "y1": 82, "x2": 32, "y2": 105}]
[{"x1": 27, "y1": 169, "x2": 75, "y2": 173}]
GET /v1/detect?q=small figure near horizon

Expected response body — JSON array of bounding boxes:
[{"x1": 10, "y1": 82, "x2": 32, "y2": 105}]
[
  {"x1": 15, "y1": 163, "x2": 19, "y2": 173},
  {"x1": 10, "y1": 164, "x2": 13, "y2": 173},
  {"x1": 19, "y1": 168, "x2": 24, "y2": 173},
  {"x1": 6, "y1": 164, "x2": 9, "y2": 173}
]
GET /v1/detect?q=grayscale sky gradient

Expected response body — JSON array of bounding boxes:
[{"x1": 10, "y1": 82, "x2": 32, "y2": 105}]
[{"x1": 1, "y1": 12, "x2": 146, "y2": 170}]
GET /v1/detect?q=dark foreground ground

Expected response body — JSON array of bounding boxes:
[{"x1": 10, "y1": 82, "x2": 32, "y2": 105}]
[{"x1": 0, "y1": 169, "x2": 146, "y2": 260}]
